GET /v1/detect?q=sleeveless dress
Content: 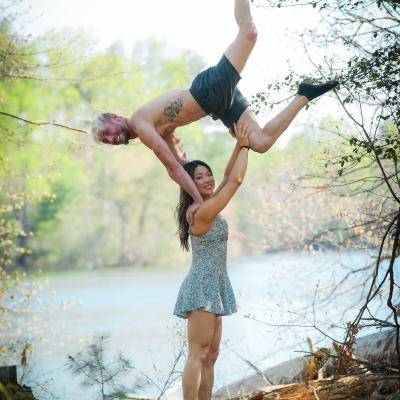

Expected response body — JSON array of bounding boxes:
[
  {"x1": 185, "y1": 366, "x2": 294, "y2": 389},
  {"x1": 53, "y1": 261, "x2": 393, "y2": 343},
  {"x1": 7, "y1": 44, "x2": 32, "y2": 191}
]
[{"x1": 173, "y1": 215, "x2": 237, "y2": 319}]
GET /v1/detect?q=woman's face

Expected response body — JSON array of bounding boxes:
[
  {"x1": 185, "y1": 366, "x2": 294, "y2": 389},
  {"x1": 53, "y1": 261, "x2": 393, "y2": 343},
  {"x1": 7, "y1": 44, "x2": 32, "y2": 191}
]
[{"x1": 193, "y1": 165, "x2": 215, "y2": 199}]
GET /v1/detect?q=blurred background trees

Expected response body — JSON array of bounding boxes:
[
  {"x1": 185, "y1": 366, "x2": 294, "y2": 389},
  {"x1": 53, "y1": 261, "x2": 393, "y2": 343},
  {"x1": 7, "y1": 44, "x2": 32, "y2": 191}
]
[{"x1": 1, "y1": 0, "x2": 398, "y2": 373}]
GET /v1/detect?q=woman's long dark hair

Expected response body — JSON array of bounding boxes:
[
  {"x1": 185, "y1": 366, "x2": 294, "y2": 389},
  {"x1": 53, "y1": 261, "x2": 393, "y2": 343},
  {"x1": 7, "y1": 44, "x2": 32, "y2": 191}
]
[{"x1": 175, "y1": 160, "x2": 213, "y2": 251}]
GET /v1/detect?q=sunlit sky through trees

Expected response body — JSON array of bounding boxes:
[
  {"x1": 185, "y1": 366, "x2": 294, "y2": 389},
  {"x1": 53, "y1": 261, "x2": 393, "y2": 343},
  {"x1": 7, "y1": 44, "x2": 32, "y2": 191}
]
[
  {"x1": 16, "y1": 0, "x2": 342, "y2": 143},
  {"x1": 19, "y1": 0, "x2": 319, "y2": 88}
]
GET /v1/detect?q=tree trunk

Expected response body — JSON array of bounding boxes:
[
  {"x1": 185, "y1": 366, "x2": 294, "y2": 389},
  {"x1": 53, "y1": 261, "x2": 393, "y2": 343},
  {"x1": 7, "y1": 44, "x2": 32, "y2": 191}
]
[
  {"x1": 0, "y1": 366, "x2": 17, "y2": 385},
  {"x1": 15, "y1": 197, "x2": 30, "y2": 270}
]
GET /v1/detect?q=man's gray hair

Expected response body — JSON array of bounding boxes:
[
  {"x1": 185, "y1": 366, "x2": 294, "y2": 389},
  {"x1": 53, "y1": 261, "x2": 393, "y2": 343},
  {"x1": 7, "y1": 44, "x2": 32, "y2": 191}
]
[{"x1": 91, "y1": 113, "x2": 113, "y2": 142}]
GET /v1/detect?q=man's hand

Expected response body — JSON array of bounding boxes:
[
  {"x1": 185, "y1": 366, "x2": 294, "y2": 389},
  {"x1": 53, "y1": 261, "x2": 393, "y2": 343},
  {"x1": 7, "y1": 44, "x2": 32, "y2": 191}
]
[
  {"x1": 186, "y1": 202, "x2": 201, "y2": 225},
  {"x1": 165, "y1": 131, "x2": 188, "y2": 165}
]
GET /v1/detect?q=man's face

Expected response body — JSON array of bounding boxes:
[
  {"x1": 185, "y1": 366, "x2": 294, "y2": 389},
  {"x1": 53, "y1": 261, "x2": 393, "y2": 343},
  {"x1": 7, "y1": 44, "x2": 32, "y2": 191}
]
[{"x1": 98, "y1": 119, "x2": 129, "y2": 145}]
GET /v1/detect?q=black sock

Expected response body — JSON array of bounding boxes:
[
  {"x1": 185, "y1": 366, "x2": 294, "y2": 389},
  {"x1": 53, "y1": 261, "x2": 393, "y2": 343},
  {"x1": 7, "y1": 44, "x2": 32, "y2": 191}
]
[{"x1": 297, "y1": 80, "x2": 339, "y2": 101}]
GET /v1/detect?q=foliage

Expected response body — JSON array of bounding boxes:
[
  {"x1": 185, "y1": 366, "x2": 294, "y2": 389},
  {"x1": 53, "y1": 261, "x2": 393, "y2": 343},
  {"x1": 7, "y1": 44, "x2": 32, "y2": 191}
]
[
  {"x1": 2, "y1": 4, "x2": 383, "y2": 272},
  {"x1": 0, "y1": 3, "x2": 50, "y2": 366},
  {"x1": 2, "y1": 0, "x2": 399, "y2": 395},
  {"x1": 253, "y1": 0, "x2": 400, "y2": 367},
  {"x1": 0, "y1": 6, "x2": 208, "y2": 271},
  {"x1": 66, "y1": 335, "x2": 133, "y2": 400},
  {"x1": 66, "y1": 326, "x2": 187, "y2": 400}
]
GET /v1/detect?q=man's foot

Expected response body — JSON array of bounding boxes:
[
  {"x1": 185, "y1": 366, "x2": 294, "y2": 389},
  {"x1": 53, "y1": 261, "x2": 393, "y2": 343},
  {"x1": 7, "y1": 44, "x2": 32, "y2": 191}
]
[{"x1": 297, "y1": 80, "x2": 339, "y2": 101}]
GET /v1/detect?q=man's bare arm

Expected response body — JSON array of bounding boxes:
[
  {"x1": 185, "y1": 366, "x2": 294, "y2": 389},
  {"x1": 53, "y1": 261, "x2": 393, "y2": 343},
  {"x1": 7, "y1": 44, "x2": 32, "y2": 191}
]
[
  {"x1": 164, "y1": 131, "x2": 188, "y2": 165},
  {"x1": 136, "y1": 121, "x2": 203, "y2": 205}
]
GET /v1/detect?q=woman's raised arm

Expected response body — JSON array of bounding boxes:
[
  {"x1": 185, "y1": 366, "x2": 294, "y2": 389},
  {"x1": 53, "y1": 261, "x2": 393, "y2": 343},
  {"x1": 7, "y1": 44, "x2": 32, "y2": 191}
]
[
  {"x1": 213, "y1": 150, "x2": 239, "y2": 198},
  {"x1": 194, "y1": 123, "x2": 251, "y2": 224}
]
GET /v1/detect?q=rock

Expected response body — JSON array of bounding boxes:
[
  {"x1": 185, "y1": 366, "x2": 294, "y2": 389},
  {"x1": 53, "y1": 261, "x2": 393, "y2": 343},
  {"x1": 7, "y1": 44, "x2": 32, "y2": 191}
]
[{"x1": 355, "y1": 329, "x2": 398, "y2": 367}]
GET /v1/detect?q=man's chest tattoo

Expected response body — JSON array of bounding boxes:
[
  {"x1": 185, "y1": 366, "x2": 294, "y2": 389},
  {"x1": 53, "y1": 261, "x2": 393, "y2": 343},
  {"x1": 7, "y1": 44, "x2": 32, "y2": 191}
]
[{"x1": 163, "y1": 98, "x2": 183, "y2": 122}]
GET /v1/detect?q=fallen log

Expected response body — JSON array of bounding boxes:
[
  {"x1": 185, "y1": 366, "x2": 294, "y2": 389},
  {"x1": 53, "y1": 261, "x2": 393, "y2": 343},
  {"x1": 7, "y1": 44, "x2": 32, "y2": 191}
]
[{"x1": 225, "y1": 373, "x2": 399, "y2": 400}]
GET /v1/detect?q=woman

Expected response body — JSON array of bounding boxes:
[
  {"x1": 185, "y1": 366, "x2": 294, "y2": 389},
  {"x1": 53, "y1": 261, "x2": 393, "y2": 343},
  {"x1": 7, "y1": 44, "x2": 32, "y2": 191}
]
[{"x1": 174, "y1": 123, "x2": 250, "y2": 400}]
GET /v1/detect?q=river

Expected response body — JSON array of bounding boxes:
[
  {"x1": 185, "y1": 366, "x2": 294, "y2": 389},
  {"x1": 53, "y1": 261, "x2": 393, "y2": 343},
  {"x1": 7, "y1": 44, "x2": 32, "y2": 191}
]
[{"x1": 25, "y1": 250, "x2": 380, "y2": 399}]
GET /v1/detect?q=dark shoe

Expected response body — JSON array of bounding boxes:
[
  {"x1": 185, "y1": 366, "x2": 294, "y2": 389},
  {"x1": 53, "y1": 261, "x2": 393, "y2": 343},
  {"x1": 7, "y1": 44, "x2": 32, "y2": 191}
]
[{"x1": 297, "y1": 80, "x2": 339, "y2": 101}]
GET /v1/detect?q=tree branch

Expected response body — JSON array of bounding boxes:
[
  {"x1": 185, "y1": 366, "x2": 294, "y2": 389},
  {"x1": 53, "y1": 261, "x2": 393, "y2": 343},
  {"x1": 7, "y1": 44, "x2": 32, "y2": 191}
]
[{"x1": 0, "y1": 111, "x2": 88, "y2": 135}]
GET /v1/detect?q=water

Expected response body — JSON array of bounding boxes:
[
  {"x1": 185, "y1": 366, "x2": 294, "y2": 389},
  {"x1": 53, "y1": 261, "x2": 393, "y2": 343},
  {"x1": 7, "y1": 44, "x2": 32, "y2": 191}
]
[{"x1": 24, "y1": 250, "x2": 380, "y2": 399}]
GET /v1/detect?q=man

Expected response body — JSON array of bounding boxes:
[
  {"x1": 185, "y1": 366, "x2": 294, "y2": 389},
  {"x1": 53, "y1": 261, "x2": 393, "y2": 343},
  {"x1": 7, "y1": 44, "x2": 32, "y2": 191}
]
[{"x1": 92, "y1": 0, "x2": 338, "y2": 220}]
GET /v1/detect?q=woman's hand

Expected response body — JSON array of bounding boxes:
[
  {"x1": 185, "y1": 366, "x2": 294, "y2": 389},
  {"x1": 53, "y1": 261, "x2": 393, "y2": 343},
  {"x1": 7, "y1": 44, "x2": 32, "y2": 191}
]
[
  {"x1": 233, "y1": 122, "x2": 250, "y2": 147},
  {"x1": 186, "y1": 201, "x2": 201, "y2": 225}
]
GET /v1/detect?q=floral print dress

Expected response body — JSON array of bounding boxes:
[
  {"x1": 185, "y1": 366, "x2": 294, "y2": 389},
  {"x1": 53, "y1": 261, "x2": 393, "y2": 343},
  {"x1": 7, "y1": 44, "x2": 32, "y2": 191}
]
[{"x1": 174, "y1": 215, "x2": 237, "y2": 319}]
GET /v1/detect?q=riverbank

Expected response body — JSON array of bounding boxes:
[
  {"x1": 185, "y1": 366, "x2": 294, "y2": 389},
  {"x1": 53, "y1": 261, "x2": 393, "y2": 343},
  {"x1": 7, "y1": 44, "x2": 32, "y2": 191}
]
[{"x1": 39, "y1": 263, "x2": 185, "y2": 279}]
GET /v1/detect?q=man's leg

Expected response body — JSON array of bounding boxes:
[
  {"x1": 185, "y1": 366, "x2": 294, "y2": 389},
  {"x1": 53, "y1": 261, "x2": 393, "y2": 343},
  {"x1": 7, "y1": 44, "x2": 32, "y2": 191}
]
[
  {"x1": 257, "y1": 95, "x2": 309, "y2": 152},
  {"x1": 240, "y1": 80, "x2": 338, "y2": 153},
  {"x1": 224, "y1": 0, "x2": 257, "y2": 74},
  {"x1": 198, "y1": 317, "x2": 222, "y2": 400},
  {"x1": 238, "y1": 95, "x2": 308, "y2": 153},
  {"x1": 220, "y1": 0, "x2": 339, "y2": 152},
  {"x1": 261, "y1": 95, "x2": 308, "y2": 145}
]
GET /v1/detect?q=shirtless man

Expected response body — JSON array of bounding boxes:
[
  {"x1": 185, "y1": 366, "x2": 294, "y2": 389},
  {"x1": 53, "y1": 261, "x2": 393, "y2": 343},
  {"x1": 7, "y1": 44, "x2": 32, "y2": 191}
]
[{"x1": 92, "y1": 0, "x2": 338, "y2": 219}]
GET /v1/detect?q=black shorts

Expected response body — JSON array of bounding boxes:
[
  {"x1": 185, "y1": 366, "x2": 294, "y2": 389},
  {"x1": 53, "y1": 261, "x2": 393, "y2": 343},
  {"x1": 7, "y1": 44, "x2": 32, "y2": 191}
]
[{"x1": 189, "y1": 55, "x2": 250, "y2": 131}]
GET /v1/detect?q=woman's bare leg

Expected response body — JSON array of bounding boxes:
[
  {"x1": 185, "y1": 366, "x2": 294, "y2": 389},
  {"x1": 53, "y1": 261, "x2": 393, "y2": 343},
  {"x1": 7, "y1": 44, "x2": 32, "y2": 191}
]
[
  {"x1": 224, "y1": 0, "x2": 258, "y2": 74},
  {"x1": 198, "y1": 317, "x2": 222, "y2": 400},
  {"x1": 182, "y1": 311, "x2": 217, "y2": 400}
]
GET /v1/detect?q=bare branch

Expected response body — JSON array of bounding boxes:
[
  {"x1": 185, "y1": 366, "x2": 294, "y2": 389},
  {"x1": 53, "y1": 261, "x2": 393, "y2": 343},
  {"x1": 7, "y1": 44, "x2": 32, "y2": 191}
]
[{"x1": 0, "y1": 111, "x2": 88, "y2": 135}]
